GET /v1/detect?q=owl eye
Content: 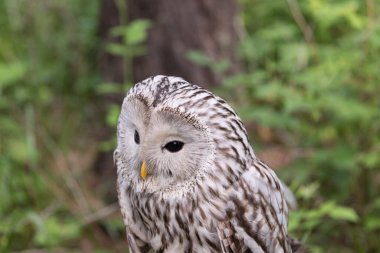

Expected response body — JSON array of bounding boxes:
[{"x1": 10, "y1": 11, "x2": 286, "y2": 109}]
[
  {"x1": 134, "y1": 130, "x2": 140, "y2": 144},
  {"x1": 164, "y1": 141, "x2": 184, "y2": 153}
]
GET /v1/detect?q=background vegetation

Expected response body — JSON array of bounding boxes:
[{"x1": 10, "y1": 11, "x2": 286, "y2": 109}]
[{"x1": 1, "y1": 0, "x2": 379, "y2": 252}]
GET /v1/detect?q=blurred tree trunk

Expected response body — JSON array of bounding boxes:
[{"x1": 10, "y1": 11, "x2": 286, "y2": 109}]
[
  {"x1": 96, "y1": 0, "x2": 242, "y2": 192},
  {"x1": 100, "y1": 0, "x2": 242, "y2": 88},
  {"x1": 99, "y1": 0, "x2": 124, "y2": 84}
]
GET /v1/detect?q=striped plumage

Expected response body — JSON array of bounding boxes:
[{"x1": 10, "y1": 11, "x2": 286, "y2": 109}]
[{"x1": 114, "y1": 75, "x2": 305, "y2": 253}]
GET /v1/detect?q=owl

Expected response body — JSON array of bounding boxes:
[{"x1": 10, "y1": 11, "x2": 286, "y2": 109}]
[{"x1": 114, "y1": 75, "x2": 306, "y2": 253}]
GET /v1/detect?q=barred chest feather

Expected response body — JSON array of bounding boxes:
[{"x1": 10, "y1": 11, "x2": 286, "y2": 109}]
[{"x1": 126, "y1": 182, "x2": 228, "y2": 253}]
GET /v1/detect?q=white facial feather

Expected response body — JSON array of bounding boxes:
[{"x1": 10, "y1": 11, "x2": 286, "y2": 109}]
[{"x1": 117, "y1": 92, "x2": 214, "y2": 196}]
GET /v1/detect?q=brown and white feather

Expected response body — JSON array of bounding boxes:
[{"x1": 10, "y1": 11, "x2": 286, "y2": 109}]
[{"x1": 114, "y1": 75, "x2": 306, "y2": 253}]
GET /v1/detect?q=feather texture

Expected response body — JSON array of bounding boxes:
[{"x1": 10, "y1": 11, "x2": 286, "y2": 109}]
[{"x1": 114, "y1": 75, "x2": 307, "y2": 253}]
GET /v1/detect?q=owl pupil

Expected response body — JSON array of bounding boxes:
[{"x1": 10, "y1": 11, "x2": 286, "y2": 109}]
[
  {"x1": 164, "y1": 141, "x2": 184, "y2": 153},
  {"x1": 134, "y1": 130, "x2": 140, "y2": 144}
]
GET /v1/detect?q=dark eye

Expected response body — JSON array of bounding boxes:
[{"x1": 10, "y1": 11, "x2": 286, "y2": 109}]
[
  {"x1": 164, "y1": 141, "x2": 184, "y2": 153},
  {"x1": 134, "y1": 130, "x2": 140, "y2": 144}
]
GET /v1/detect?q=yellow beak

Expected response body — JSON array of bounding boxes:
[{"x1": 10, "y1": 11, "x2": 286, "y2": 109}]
[{"x1": 140, "y1": 161, "x2": 147, "y2": 180}]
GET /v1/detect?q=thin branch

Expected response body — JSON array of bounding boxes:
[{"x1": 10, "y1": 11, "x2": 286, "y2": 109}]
[
  {"x1": 367, "y1": 0, "x2": 375, "y2": 29},
  {"x1": 36, "y1": 126, "x2": 91, "y2": 215},
  {"x1": 83, "y1": 202, "x2": 120, "y2": 225},
  {"x1": 10, "y1": 247, "x2": 66, "y2": 253},
  {"x1": 286, "y1": 0, "x2": 314, "y2": 44}
]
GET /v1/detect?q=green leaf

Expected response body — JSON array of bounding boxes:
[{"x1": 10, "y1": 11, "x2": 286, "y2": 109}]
[
  {"x1": 364, "y1": 217, "x2": 380, "y2": 231},
  {"x1": 110, "y1": 20, "x2": 151, "y2": 46},
  {"x1": 327, "y1": 205, "x2": 359, "y2": 222},
  {"x1": 106, "y1": 43, "x2": 127, "y2": 56},
  {"x1": 34, "y1": 216, "x2": 81, "y2": 247},
  {"x1": 318, "y1": 201, "x2": 359, "y2": 222},
  {"x1": 106, "y1": 105, "x2": 120, "y2": 127},
  {"x1": 95, "y1": 82, "x2": 122, "y2": 94},
  {"x1": 238, "y1": 106, "x2": 300, "y2": 129},
  {"x1": 213, "y1": 59, "x2": 230, "y2": 74},
  {"x1": 186, "y1": 50, "x2": 213, "y2": 66},
  {"x1": 125, "y1": 20, "x2": 151, "y2": 45},
  {"x1": 0, "y1": 62, "x2": 26, "y2": 88}
]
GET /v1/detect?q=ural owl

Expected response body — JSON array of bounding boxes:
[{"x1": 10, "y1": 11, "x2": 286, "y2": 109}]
[{"x1": 114, "y1": 75, "x2": 305, "y2": 253}]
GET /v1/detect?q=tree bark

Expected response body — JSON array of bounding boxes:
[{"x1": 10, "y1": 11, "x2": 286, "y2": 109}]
[
  {"x1": 98, "y1": 0, "x2": 124, "y2": 84},
  {"x1": 99, "y1": 0, "x2": 242, "y2": 88},
  {"x1": 96, "y1": 0, "x2": 242, "y2": 185},
  {"x1": 129, "y1": 0, "x2": 242, "y2": 87}
]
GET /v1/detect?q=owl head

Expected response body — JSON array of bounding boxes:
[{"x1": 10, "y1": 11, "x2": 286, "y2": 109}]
[{"x1": 115, "y1": 75, "x2": 255, "y2": 196}]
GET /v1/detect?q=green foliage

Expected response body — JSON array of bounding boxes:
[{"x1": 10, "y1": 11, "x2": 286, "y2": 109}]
[
  {"x1": 289, "y1": 201, "x2": 359, "y2": 232},
  {"x1": 188, "y1": 0, "x2": 380, "y2": 251},
  {"x1": 107, "y1": 19, "x2": 151, "y2": 57},
  {"x1": 219, "y1": 0, "x2": 380, "y2": 251},
  {"x1": 1, "y1": 1, "x2": 150, "y2": 251},
  {"x1": 99, "y1": 17, "x2": 151, "y2": 152},
  {"x1": 187, "y1": 50, "x2": 231, "y2": 74},
  {"x1": 1, "y1": 0, "x2": 379, "y2": 252},
  {"x1": 0, "y1": 0, "x2": 104, "y2": 251}
]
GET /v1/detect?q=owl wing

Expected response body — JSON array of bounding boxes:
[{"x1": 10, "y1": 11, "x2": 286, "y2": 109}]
[
  {"x1": 126, "y1": 229, "x2": 142, "y2": 253},
  {"x1": 217, "y1": 159, "x2": 292, "y2": 253}
]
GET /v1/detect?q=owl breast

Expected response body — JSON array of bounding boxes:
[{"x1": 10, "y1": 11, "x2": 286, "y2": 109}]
[{"x1": 127, "y1": 183, "x2": 227, "y2": 253}]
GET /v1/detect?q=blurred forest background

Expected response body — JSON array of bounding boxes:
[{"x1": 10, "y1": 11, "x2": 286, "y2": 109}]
[{"x1": 1, "y1": 0, "x2": 379, "y2": 252}]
